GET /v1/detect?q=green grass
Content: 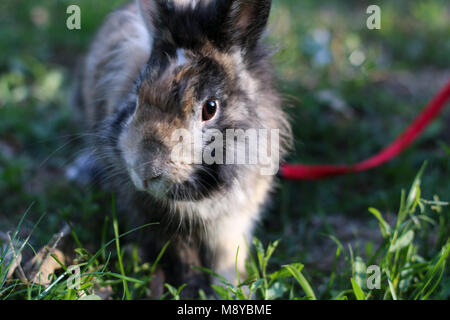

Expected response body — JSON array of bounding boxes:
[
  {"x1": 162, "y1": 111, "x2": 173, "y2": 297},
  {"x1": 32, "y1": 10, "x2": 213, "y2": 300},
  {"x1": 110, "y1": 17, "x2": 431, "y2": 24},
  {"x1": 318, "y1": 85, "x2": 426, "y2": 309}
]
[
  {"x1": 1, "y1": 165, "x2": 448, "y2": 300},
  {"x1": 0, "y1": 0, "x2": 449, "y2": 299}
]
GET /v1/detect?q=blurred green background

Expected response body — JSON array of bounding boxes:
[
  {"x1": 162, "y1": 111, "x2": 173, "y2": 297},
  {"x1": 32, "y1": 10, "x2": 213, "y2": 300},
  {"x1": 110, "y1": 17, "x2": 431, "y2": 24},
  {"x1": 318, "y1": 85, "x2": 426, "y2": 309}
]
[{"x1": 0, "y1": 0, "x2": 449, "y2": 298}]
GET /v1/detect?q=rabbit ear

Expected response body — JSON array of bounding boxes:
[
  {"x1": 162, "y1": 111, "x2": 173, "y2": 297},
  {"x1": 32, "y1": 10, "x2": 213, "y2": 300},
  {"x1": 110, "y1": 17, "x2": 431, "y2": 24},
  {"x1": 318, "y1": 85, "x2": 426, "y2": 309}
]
[
  {"x1": 137, "y1": 0, "x2": 176, "y2": 77},
  {"x1": 137, "y1": 0, "x2": 157, "y2": 37},
  {"x1": 222, "y1": 0, "x2": 272, "y2": 52},
  {"x1": 137, "y1": 0, "x2": 173, "y2": 45}
]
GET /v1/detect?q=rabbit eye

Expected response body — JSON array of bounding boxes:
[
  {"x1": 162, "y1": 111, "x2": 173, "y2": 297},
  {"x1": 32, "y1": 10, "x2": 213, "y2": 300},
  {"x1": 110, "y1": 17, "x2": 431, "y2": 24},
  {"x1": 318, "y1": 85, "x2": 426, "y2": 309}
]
[{"x1": 202, "y1": 99, "x2": 218, "y2": 121}]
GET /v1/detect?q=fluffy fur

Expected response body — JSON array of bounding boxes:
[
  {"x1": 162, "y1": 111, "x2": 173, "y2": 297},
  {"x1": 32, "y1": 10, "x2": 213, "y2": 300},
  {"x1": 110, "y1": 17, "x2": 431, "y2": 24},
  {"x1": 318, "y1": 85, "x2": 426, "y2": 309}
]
[{"x1": 73, "y1": 0, "x2": 292, "y2": 295}]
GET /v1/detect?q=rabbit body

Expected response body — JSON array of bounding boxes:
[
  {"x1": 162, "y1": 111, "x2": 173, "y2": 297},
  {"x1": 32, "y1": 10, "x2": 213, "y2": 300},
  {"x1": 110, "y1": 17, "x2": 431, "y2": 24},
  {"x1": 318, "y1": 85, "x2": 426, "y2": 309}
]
[{"x1": 74, "y1": 0, "x2": 291, "y2": 293}]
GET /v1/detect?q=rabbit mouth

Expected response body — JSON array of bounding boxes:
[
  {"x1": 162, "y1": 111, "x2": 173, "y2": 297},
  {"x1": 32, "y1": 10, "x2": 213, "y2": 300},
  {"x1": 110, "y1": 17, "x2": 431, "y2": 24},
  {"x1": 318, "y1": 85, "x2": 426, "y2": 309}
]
[
  {"x1": 129, "y1": 168, "x2": 203, "y2": 201},
  {"x1": 165, "y1": 164, "x2": 232, "y2": 202}
]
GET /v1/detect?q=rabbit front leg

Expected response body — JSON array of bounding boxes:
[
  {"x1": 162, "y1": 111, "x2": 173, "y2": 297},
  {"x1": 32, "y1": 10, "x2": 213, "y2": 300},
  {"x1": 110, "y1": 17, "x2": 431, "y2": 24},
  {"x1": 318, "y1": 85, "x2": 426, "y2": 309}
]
[{"x1": 208, "y1": 214, "x2": 255, "y2": 286}]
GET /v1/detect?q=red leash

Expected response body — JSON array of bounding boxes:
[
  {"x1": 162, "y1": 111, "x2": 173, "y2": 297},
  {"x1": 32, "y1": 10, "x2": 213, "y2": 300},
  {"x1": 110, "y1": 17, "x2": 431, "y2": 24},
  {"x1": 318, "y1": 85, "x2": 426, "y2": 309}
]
[{"x1": 280, "y1": 80, "x2": 450, "y2": 180}]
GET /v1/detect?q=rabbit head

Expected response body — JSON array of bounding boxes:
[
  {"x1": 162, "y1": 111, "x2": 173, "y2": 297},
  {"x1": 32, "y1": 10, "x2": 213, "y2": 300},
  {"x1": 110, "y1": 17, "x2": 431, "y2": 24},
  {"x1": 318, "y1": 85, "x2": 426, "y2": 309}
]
[{"x1": 106, "y1": 0, "x2": 290, "y2": 202}]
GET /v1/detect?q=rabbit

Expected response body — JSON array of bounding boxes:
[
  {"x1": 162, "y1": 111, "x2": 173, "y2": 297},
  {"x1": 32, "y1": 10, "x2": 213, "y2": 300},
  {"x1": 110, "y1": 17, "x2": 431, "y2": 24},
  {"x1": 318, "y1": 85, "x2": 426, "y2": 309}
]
[{"x1": 71, "y1": 0, "x2": 292, "y2": 296}]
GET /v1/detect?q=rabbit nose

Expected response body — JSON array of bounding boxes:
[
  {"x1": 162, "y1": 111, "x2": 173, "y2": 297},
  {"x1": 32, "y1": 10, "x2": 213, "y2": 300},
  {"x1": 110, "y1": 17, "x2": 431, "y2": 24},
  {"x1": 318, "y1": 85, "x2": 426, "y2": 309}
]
[{"x1": 139, "y1": 139, "x2": 168, "y2": 189}]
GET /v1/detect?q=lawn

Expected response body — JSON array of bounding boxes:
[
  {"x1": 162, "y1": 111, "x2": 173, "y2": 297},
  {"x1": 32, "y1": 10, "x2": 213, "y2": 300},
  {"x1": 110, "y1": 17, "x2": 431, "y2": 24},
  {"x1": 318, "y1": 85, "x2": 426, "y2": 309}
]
[{"x1": 0, "y1": 0, "x2": 449, "y2": 300}]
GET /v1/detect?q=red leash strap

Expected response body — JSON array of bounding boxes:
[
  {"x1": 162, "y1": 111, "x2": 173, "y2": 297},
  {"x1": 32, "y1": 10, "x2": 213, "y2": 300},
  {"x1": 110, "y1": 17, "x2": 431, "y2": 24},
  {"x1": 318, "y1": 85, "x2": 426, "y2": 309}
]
[{"x1": 280, "y1": 80, "x2": 450, "y2": 180}]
